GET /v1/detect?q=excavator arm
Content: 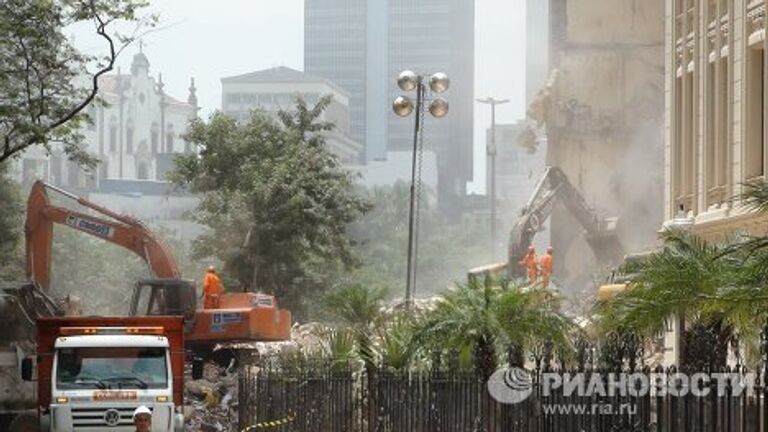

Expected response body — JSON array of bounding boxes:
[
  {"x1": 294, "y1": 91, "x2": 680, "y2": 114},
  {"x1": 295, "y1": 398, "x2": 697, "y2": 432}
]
[
  {"x1": 25, "y1": 180, "x2": 180, "y2": 290},
  {"x1": 469, "y1": 166, "x2": 623, "y2": 281}
]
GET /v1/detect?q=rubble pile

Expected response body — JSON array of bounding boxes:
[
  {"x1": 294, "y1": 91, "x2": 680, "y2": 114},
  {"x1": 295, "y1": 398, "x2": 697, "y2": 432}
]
[
  {"x1": 184, "y1": 362, "x2": 239, "y2": 432},
  {"x1": 181, "y1": 323, "x2": 340, "y2": 431}
]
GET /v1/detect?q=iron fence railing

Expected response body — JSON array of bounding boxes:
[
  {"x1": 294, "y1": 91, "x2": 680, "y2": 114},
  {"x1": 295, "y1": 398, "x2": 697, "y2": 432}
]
[
  {"x1": 240, "y1": 361, "x2": 768, "y2": 432},
  {"x1": 239, "y1": 323, "x2": 768, "y2": 432}
]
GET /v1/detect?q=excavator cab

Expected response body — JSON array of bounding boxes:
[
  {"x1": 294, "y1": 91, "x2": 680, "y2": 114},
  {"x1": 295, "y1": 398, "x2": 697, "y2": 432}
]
[{"x1": 130, "y1": 279, "x2": 197, "y2": 330}]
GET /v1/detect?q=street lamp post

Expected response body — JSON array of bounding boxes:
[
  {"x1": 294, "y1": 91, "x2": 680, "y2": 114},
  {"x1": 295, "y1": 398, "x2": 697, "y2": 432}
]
[
  {"x1": 476, "y1": 97, "x2": 509, "y2": 256},
  {"x1": 393, "y1": 70, "x2": 450, "y2": 304}
]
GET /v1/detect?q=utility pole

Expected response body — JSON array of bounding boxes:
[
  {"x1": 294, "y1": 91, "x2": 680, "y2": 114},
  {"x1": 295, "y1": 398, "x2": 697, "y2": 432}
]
[{"x1": 476, "y1": 97, "x2": 509, "y2": 256}]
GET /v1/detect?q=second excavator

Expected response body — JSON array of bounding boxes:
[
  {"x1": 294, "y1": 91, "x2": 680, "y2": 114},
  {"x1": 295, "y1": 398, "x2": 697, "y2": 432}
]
[{"x1": 468, "y1": 166, "x2": 624, "y2": 283}]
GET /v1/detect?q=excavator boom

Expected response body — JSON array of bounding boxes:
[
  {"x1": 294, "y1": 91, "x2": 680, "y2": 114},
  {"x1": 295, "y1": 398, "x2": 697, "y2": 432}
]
[
  {"x1": 469, "y1": 166, "x2": 623, "y2": 281},
  {"x1": 25, "y1": 180, "x2": 180, "y2": 289}
]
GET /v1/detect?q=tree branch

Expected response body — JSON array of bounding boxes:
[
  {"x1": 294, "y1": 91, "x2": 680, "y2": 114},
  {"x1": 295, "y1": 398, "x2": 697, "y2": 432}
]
[{"x1": 47, "y1": 1, "x2": 115, "y2": 132}]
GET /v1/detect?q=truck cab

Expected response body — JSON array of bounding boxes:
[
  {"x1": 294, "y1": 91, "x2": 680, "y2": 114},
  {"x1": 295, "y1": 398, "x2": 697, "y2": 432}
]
[{"x1": 27, "y1": 317, "x2": 193, "y2": 432}]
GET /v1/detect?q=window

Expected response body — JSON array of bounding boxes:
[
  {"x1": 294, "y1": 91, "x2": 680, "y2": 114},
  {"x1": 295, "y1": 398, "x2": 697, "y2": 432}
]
[
  {"x1": 109, "y1": 118, "x2": 117, "y2": 153},
  {"x1": 706, "y1": 62, "x2": 716, "y2": 192},
  {"x1": 716, "y1": 60, "x2": 728, "y2": 188},
  {"x1": 67, "y1": 160, "x2": 80, "y2": 187},
  {"x1": 99, "y1": 160, "x2": 108, "y2": 181},
  {"x1": 673, "y1": 75, "x2": 685, "y2": 209},
  {"x1": 137, "y1": 162, "x2": 149, "y2": 180},
  {"x1": 682, "y1": 75, "x2": 694, "y2": 205},
  {"x1": 51, "y1": 155, "x2": 62, "y2": 186},
  {"x1": 56, "y1": 347, "x2": 168, "y2": 390},
  {"x1": 87, "y1": 105, "x2": 97, "y2": 131},
  {"x1": 746, "y1": 47, "x2": 764, "y2": 179},
  {"x1": 126, "y1": 121, "x2": 134, "y2": 154},
  {"x1": 151, "y1": 123, "x2": 159, "y2": 154},
  {"x1": 166, "y1": 125, "x2": 175, "y2": 153}
]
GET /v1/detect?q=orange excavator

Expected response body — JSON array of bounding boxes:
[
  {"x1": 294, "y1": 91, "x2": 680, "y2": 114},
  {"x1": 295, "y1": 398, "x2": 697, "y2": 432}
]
[{"x1": 24, "y1": 180, "x2": 291, "y2": 348}]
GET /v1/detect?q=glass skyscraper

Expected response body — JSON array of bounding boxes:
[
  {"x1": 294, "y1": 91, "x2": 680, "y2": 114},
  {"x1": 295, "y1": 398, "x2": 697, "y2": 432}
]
[{"x1": 305, "y1": 0, "x2": 475, "y2": 213}]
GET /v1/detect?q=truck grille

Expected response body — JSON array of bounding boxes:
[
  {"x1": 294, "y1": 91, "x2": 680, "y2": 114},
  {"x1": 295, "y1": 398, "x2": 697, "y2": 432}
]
[{"x1": 71, "y1": 406, "x2": 146, "y2": 428}]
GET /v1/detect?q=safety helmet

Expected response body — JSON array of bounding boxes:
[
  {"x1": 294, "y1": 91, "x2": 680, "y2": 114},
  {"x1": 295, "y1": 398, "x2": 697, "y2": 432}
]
[{"x1": 133, "y1": 405, "x2": 152, "y2": 420}]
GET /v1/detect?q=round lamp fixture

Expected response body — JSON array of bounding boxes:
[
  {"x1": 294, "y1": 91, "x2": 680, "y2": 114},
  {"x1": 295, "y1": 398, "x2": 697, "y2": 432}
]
[
  {"x1": 397, "y1": 70, "x2": 418, "y2": 92},
  {"x1": 393, "y1": 96, "x2": 414, "y2": 117},
  {"x1": 429, "y1": 72, "x2": 450, "y2": 93},
  {"x1": 428, "y1": 97, "x2": 449, "y2": 118}
]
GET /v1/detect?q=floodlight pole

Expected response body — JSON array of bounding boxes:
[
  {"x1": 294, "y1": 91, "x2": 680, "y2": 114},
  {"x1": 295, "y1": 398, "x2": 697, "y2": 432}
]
[{"x1": 405, "y1": 76, "x2": 424, "y2": 305}]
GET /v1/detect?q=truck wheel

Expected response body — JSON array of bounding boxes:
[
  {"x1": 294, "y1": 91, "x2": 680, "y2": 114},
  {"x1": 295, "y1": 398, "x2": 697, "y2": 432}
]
[{"x1": 8, "y1": 414, "x2": 39, "y2": 432}]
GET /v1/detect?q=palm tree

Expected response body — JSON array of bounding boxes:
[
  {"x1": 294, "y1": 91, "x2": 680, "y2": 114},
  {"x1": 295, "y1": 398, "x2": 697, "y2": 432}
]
[
  {"x1": 418, "y1": 278, "x2": 572, "y2": 378},
  {"x1": 591, "y1": 181, "x2": 768, "y2": 368},
  {"x1": 319, "y1": 284, "x2": 389, "y2": 331},
  {"x1": 595, "y1": 229, "x2": 730, "y2": 336},
  {"x1": 277, "y1": 95, "x2": 334, "y2": 144},
  {"x1": 593, "y1": 229, "x2": 741, "y2": 367}
]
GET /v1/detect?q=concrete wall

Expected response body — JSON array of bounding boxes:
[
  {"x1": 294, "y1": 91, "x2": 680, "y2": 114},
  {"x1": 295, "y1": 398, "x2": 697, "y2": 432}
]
[{"x1": 543, "y1": 0, "x2": 665, "y2": 294}]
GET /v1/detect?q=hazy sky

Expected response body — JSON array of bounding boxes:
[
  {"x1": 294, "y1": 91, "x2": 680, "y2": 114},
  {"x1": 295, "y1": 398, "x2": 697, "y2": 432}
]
[{"x1": 85, "y1": 1, "x2": 527, "y2": 194}]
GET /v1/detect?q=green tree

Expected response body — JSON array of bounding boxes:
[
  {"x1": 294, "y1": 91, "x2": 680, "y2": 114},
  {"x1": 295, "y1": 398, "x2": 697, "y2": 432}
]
[
  {"x1": 169, "y1": 98, "x2": 370, "y2": 318},
  {"x1": 592, "y1": 230, "x2": 759, "y2": 367},
  {"x1": 320, "y1": 284, "x2": 388, "y2": 330},
  {"x1": 594, "y1": 230, "x2": 732, "y2": 338},
  {"x1": 0, "y1": 0, "x2": 156, "y2": 166},
  {"x1": 419, "y1": 279, "x2": 572, "y2": 377},
  {"x1": 0, "y1": 162, "x2": 23, "y2": 280}
]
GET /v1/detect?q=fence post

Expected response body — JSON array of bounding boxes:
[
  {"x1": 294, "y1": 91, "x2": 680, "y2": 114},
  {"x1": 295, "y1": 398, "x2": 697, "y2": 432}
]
[
  {"x1": 238, "y1": 365, "x2": 247, "y2": 431},
  {"x1": 761, "y1": 319, "x2": 768, "y2": 432}
]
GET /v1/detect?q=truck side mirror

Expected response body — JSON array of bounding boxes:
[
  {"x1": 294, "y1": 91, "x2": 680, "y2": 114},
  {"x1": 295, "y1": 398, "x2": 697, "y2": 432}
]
[
  {"x1": 21, "y1": 357, "x2": 33, "y2": 381},
  {"x1": 191, "y1": 358, "x2": 204, "y2": 380}
]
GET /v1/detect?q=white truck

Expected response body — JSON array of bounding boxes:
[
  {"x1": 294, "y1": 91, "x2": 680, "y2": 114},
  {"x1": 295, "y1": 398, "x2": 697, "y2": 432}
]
[{"x1": 22, "y1": 316, "x2": 201, "y2": 432}]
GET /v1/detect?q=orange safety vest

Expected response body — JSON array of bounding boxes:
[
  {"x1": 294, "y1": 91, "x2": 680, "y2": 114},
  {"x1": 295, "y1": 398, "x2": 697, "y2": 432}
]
[
  {"x1": 203, "y1": 271, "x2": 222, "y2": 308},
  {"x1": 539, "y1": 254, "x2": 553, "y2": 276},
  {"x1": 521, "y1": 253, "x2": 538, "y2": 271}
]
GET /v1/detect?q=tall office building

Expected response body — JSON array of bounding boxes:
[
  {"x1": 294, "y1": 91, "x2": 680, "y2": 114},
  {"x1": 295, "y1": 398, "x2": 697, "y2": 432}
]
[{"x1": 305, "y1": 0, "x2": 475, "y2": 213}]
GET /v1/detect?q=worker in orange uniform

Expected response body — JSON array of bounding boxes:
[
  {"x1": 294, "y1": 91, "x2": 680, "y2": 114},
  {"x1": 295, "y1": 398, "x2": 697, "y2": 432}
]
[
  {"x1": 202, "y1": 265, "x2": 222, "y2": 309},
  {"x1": 519, "y1": 246, "x2": 538, "y2": 285},
  {"x1": 539, "y1": 247, "x2": 553, "y2": 289}
]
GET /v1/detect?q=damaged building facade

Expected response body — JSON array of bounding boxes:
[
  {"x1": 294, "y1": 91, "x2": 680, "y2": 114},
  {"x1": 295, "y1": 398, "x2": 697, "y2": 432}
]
[
  {"x1": 530, "y1": 0, "x2": 665, "y2": 292},
  {"x1": 665, "y1": 0, "x2": 768, "y2": 239}
]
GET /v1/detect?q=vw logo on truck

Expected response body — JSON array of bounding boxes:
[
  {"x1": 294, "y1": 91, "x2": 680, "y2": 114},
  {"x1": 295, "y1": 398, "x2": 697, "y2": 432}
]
[{"x1": 103, "y1": 408, "x2": 120, "y2": 426}]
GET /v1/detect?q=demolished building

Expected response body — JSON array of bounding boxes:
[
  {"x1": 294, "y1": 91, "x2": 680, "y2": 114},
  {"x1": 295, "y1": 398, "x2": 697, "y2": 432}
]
[{"x1": 528, "y1": 0, "x2": 666, "y2": 293}]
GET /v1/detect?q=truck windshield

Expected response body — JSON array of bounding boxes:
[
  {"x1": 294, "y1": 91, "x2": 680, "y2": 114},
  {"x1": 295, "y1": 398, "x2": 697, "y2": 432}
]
[{"x1": 56, "y1": 347, "x2": 168, "y2": 390}]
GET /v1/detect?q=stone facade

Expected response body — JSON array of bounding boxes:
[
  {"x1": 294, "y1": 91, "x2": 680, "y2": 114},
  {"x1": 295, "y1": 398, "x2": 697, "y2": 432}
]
[{"x1": 665, "y1": 0, "x2": 768, "y2": 241}]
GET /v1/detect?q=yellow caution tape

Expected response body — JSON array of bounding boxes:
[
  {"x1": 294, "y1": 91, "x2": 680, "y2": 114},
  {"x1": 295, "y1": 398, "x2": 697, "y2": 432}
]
[{"x1": 240, "y1": 411, "x2": 296, "y2": 431}]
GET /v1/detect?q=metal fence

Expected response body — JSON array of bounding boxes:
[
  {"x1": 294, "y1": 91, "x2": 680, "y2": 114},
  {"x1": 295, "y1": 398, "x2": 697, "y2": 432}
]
[{"x1": 239, "y1": 361, "x2": 768, "y2": 432}]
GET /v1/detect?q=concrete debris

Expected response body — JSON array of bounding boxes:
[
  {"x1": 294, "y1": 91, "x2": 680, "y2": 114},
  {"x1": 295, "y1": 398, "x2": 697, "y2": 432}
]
[
  {"x1": 182, "y1": 322, "x2": 368, "y2": 429},
  {"x1": 184, "y1": 361, "x2": 238, "y2": 432}
]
